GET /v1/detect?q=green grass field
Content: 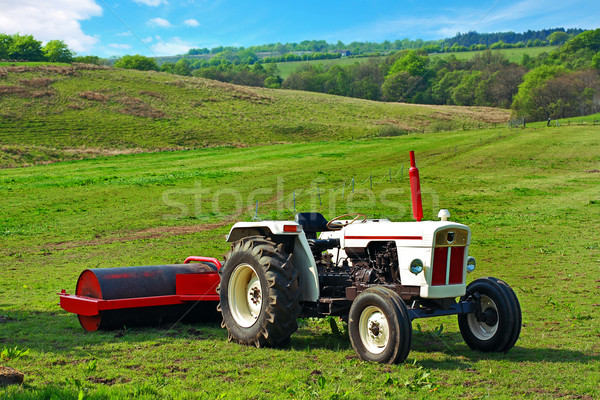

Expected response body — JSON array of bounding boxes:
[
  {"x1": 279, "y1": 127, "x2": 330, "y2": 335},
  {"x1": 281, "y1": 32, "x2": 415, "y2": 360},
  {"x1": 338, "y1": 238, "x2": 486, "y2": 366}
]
[
  {"x1": 428, "y1": 46, "x2": 558, "y2": 63},
  {"x1": 1, "y1": 121, "x2": 599, "y2": 398},
  {"x1": 0, "y1": 65, "x2": 508, "y2": 168},
  {"x1": 275, "y1": 47, "x2": 558, "y2": 79}
]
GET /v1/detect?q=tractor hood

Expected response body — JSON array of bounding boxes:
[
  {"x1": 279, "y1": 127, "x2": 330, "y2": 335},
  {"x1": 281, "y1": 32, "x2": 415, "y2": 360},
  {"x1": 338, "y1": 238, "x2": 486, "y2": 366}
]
[{"x1": 342, "y1": 220, "x2": 471, "y2": 249}]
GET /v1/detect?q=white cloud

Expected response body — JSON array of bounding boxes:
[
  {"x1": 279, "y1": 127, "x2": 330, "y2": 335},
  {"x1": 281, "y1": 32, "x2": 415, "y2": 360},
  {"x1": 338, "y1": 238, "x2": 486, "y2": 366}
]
[
  {"x1": 0, "y1": 0, "x2": 102, "y2": 52},
  {"x1": 117, "y1": 32, "x2": 133, "y2": 37},
  {"x1": 109, "y1": 43, "x2": 132, "y2": 49},
  {"x1": 184, "y1": 19, "x2": 200, "y2": 27},
  {"x1": 133, "y1": 0, "x2": 168, "y2": 6},
  {"x1": 147, "y1": 17, "x2": 172, "y2": 28},
  {"x1": 142, "y1": 36, "x2": 154, "y2": 44},
  {"x1": 151, "y1": 37, "x2": 193, "y2": 56}
]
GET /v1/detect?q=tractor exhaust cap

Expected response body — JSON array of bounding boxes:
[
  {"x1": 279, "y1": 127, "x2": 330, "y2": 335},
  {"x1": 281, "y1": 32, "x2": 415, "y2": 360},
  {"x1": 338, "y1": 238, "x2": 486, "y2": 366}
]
[{"x1": 438, "y1": 209, "x2": 450, "y2": 221}]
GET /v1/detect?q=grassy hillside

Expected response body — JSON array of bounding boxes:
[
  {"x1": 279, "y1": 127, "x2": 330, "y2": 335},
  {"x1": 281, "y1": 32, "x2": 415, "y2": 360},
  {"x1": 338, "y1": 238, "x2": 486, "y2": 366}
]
[
  {"x1": 0, "y1": 64, "x2": 509, "y2": 168},
  {"x1": 428, "y1": 45, "x2": 558, "y2": 63},
  {"x1": 275, "y1": 47, "x2": 558, "y2": 79},
  {"x1": 0, "y1": 124, "x2": 598, "y2": 399}
]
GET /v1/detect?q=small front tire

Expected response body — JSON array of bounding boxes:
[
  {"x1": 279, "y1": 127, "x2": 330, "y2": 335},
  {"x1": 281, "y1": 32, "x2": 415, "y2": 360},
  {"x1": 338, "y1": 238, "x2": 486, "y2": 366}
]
[
  {"x1": 348, "y1": 287, "x2": 412, "y2": 364},
  {"x1": 458, "y1": 277, "x2": 521, "y2": 353}
]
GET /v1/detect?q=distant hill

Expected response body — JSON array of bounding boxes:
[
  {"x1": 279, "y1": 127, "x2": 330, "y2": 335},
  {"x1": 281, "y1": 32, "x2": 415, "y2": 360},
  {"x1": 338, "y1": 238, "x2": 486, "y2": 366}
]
[
  {"x1": 0, "y1": 64, "x2": 509, "y2": 168},
  {"x1": 155, "y1": 27, "x2": 577, "y2": 65}
]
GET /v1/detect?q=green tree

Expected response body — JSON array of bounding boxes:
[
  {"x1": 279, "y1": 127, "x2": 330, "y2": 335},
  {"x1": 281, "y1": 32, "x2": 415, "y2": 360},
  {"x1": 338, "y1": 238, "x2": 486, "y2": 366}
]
[
  {"x1": 238, "y1": 49, "x2": 258, "y2": 64},
  {"x1": 265, "y1": 63, "x2": 281, "y2": 78},
  {"x1": 43, "y1": 40, "x2": 74, "y2": 62},
  {"x1": 430, "y1": 69, "x2": 464, "y2": 105},
  {"x1": 264, "y1": 75, "x2": 282, "y2": 88},
  {"x1": 160, "y1": 62, "x2": 175, "y2": 73},
  {"x1": 173, "y1": 58, "x2": 192, "y2": 76},
  {"x1": 114, "y1": 54, "x2": 159, "y2": 71},
  {"x1": 8, "y1": 34, "x2": 44, "y2": 61},
  {"x1": 388, "y1": 50, "x2": 428, "y2": 76},
  {"x1": 452, "y1": 70, "x2": 482, "y2": 106},
  {"x1": 382, "y1": 71, "x2": 425, "y2": 102},
  {"x1": 547, "y1": 31, "x2": 569, "y2": 45},
  {"x1": 349, "y1": 61, "x2": 383, "y2": 101},
  {"x1": 527, "y1": 70, "x2": 600, "y2": 119},
  {"x1": 0, "y1": 33, "x2": 14, "y2": 59},
  {"x1": 562, "y1": 29, "x2": 600, "y2": 53},
  {"x1": 73, "y1": 55, "x2": 103, "y2": 65},
  {"x1": 592, "y1": 52, "x2": 600, "y2": 70},
  {"x1": 511, "y1": 65, "x2": 564, "y2": 118}
]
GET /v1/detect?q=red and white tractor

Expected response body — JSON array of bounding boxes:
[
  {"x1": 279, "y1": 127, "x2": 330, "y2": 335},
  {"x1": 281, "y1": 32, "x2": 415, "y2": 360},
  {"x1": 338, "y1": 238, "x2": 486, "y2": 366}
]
[{"x1": 59, "y1": 151, "x2": 521, "y2": 364}]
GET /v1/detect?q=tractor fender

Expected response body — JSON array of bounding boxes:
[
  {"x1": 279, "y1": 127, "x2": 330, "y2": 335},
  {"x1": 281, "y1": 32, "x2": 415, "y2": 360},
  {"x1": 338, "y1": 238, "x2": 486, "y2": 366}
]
[{"x1": 226, "y1": 221, "x2": 320, "y2": 302}]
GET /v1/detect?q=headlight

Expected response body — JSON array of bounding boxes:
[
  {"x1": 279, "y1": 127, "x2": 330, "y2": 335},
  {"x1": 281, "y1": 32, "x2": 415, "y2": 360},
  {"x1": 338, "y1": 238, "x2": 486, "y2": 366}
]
[
  {"x1": 467, "y1": 256, "x2": 476, "y2": 273},
  {"x1": 409, "y1": 259, "x2": 424, "y2": 275}
]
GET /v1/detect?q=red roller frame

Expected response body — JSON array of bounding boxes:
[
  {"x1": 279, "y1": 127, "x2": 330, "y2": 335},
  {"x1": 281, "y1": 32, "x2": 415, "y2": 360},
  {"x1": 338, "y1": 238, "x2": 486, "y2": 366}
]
[{"x1": 59, "y1": 256, "x2": 222, "y2": 318}]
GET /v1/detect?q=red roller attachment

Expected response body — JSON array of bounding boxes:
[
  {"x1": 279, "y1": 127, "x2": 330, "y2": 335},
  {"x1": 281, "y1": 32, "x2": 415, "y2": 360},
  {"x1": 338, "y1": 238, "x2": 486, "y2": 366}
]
[
  {"x1": 59, "y1": 261, "x2": 222, "y2": 331},
  {"x1": 409, "y1": 151, "x2": 423, "y2": 222},
  {"x1": 75, "y1": 270, "x2": 104, "y2": 331}
]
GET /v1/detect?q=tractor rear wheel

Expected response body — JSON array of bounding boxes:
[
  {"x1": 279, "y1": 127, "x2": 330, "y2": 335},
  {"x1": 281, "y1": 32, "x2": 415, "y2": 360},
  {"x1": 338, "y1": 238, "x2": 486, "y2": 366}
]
[
  {"x1": 458, "y1": 277, "x2": 521, "y2": 352},
  {"x1": 218, "y1": 236, "x2": 301, "y2": 347},
  {"x1": 348, "y1": 287, "x2": 412, "y2": 364}
]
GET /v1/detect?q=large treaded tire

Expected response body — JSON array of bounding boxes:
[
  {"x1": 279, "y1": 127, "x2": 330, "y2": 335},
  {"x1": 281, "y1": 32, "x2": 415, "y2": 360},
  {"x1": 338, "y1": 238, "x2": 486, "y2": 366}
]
[
  {"x1": 348, "y1": 287, "x2": 412, "y2": 364},
  {"x1": 458, "y1": 277, "x2": 521, "y2": 353},
  {"x1": 218, "y1": 236, "x2": 301, "y2": 347}
]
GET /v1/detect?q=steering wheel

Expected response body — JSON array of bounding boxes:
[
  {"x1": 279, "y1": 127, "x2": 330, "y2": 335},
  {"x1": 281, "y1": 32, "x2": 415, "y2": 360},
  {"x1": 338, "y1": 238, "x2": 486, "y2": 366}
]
[{"x1": 326, "y1": 213, "x2": 367, "y2": 231}]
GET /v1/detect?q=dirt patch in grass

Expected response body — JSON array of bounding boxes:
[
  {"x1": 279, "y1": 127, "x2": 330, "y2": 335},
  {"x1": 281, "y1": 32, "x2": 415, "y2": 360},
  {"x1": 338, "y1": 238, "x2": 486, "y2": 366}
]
[
  {"x1": 118, "y1": 95, "x2": 167, "y2": 119},
  {"x1": 408, "y1": 103, "x2": 510, "y2": 124},
  {"x1": 19, "y1": 78, "x2": 54, "y2": 87},
  {"x1": 79, "y1": 91, "x2": 109, "y2": 102},
  {"x1": 31, "y1": 89, "x2": 55, "y2": 98},
  {"x1": 47, "y1": 222, "x2": 227, "y2": 251},
  {"x1": 4, "y1": 65, "x2": 76, "y2": 75},
  {"x1": 139, "y1": 90, "x2": 164, "y2": 99},
  {"x1": 87, "y1": 377, "x2": 118, "y2": 385},
  {"x1": 0, "y1": 85, "x2": 26, "y2": 96}
]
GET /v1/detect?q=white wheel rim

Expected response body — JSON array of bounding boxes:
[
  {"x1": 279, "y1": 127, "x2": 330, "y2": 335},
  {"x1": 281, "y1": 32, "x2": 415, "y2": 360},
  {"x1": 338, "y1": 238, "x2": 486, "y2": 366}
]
[
  {"x1": 358, "y1": 306, "x2": 389, "y2": 354},
  {"x1": 228, "y1": 263, "x2": 262, "y2": 328},
  {"x1": 467, "y1": 295, "x2": 499, "y2": 340}
]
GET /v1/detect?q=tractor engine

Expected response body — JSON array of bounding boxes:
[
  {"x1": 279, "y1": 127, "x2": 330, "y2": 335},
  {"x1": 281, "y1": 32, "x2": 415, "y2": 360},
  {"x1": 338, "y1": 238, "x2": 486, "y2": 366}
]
[
  {"x1": 315, "y1": 240, "x2": 401, "y2": 303},
  {"x1": 347, "y1": 241, "x2": 400, "y2": 286}
]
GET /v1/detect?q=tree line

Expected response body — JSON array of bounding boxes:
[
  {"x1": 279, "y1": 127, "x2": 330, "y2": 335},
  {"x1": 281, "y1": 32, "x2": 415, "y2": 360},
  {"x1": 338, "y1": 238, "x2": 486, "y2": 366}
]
[
  {"x1": 445, "y1": 28, "x2": 583, "y2": 47},
  {"x1": 183, "y1": 28, "x2": 576, "y2": 58},
  {"x1": 280, "y1": 30, "x2": 600, "y2": 122}
]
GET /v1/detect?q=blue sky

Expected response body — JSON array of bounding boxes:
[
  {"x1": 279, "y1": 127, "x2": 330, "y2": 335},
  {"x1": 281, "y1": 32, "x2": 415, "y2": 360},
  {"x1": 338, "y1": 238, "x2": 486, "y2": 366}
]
[{"x1": 0, "y1": 0, "x2": 598, "y2": 57}]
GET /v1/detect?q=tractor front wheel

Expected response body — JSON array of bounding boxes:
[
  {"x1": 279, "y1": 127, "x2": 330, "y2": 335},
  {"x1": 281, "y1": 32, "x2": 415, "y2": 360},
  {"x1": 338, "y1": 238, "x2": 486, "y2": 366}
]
[
  {"x1": 218, "y1": 236, "x2": 301, "y2": 347},
  {"x1": 348, "y1": 287, "x2": 412, "y2": 364},
  {"x1": 458, "y1": 277, "x2": 521, "y2": 353}
]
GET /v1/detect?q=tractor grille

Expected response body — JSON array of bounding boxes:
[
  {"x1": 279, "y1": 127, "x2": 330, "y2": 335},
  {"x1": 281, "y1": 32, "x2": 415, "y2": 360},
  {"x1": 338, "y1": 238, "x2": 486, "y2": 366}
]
[
  {"x1": 431, "y1": 228, "x2": 468, "y2": 286},
  {"x1": 431, "y1": 247, "x2": 465, "y2": 286}
]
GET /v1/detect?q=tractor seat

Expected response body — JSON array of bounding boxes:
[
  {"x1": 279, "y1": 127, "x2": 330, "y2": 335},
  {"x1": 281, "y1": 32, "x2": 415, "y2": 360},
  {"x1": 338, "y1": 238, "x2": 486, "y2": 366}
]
[
  {"x1": 295, "y1": 212, "x2": 329, "y2": 239},
  {"x1": 295, "y1": 213, "x2": 340, "y2": 252}
]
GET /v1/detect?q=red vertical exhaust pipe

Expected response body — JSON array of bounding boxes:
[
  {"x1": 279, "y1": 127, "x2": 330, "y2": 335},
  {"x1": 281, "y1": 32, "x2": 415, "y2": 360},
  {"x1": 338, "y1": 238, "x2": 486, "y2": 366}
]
[{"x1": 409, "y1": 151, "x2": 423, "y2": 222}]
